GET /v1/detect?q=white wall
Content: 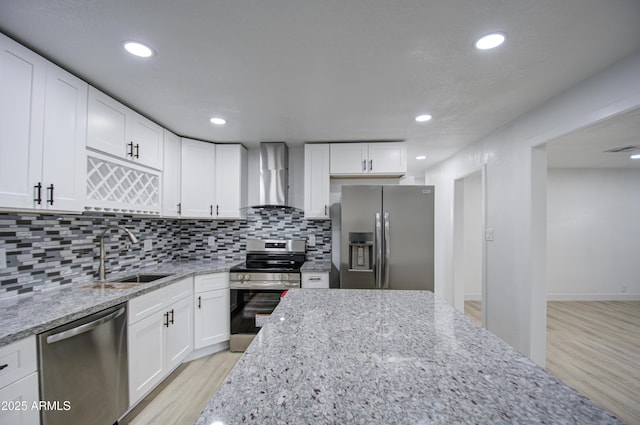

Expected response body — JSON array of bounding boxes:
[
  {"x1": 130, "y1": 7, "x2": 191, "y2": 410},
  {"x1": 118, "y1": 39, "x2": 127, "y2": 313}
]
[
  {"x1": 547, "y1": 168, "x2": 640, "y2": 300},
  {"x1": 425, "y1": 52, "x2": 640, "y2": 365}
]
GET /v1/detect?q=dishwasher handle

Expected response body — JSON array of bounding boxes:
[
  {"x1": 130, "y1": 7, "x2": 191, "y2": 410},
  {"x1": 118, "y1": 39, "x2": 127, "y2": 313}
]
[{"x1": 46, "y1": 306, "x2": 126, "y2": 344}]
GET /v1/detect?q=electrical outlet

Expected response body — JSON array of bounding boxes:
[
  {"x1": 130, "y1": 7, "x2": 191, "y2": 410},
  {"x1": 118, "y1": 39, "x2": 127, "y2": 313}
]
[
  {"x1": 485, "y1": 228, "x2": 494, "y2": 242},
  {"x1": 208, "y1": 236, "x2": 216, "y2": 247},
  {"x1": 308, "y1": 234, "x2": 316, "y2": 247},
  {"x1": 0, "y1": 248, "x2": 6, "y2": 269},
  {"x1": 143, "y1": 239, "x2": 153, "y2": 252}
]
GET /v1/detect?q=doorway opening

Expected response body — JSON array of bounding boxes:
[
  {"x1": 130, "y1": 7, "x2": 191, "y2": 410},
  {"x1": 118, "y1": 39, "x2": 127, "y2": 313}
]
[{"x1": 453, "y1": 170, "x2": 484, "y2": 325}]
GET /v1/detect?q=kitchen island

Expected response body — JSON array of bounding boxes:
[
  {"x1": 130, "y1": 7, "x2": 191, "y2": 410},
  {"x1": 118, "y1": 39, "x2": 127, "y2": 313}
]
[{"x1": 196, "y1": 289, "x2": 620, "y2": 424}]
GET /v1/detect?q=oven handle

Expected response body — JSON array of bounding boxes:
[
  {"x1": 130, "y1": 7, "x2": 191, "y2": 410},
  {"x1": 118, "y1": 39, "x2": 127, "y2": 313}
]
[{"x1": 230, "y1": 282, "x2": 299, "y2": 290}]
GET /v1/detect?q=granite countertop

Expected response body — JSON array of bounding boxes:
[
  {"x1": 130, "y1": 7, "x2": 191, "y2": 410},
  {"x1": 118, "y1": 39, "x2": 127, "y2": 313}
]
[
  {"x1": 301, "y1": 260, "x2": 332, "y2": 272},
  {"x1": 0, "y1": 259, "x2": 241, "y2": 347},
  {"x1": 196, "y1": 289, "x2": 621, "y2": 425}
]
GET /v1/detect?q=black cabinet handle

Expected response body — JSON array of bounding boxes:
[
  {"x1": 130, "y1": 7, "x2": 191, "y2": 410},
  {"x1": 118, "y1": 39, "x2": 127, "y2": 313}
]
[
  {"x1": 324, "y1": 204, "x2": 328, "y2": 216},
  {"x1": 0, "y1": 363, "x2": 8, "y2": 371},
  {"x1": 46, "y1": 184, "x2": 54, "y2": 205},
  {"x1": 33, "y1": 182, "x2": 42, "y2": 205},
  {"x1": 134, "y1": 144, "x2": 140, "y2": 159},
  {"x1": 163, "y1": 312, "x2": 169, "y2": 327},
  {"x1": 198, "y1": 296, "x2": 201, "y2": 309},
  {"x1": 170, "y1": 309, "x2": 174, "y2": 324},
  {"x1": 210, "y1": 205, "x2": 213, "y2": 216},
  {"x1": 216, "y1": 205, "x2": 219, "y2": 216},
  {"x1": 127, "y1": 142, "x2": 134, "y2": 157},
  {"x1": 369, "y1": 159, "x2": 373, "y2": 171},
  {"x1": 362, "y1": 159, "x2": 366, "y2": 171},
  {"x1": 177, "y1": 202, "x2": 181, "y2": 215}
]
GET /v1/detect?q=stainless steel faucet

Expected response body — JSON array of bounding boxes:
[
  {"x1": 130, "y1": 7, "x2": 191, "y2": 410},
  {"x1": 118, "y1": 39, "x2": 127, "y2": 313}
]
[{"x1": 98, "y1": 225, "x2": 139, "y2": 282}]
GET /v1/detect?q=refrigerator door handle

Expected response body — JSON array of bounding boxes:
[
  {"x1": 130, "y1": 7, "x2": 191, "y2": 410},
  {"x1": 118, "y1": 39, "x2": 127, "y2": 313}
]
[
  {"x1": 383, "y1": 212, "x2": 390, "y2": 289},
  {"x1": 375, "y1": 212, "x2": 383, "y2": 289}
]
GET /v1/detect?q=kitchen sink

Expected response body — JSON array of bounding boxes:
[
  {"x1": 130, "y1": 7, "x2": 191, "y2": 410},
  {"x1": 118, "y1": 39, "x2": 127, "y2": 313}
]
[{"x1": 88, "y1": 273, "x2": 173, "y2": 289}]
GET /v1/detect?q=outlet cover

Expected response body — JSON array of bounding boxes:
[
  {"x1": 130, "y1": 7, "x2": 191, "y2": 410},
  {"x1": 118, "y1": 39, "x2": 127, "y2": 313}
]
[
  {"x1": 308, "y1": 234, "x2": 316, "y2": 246},
  {"x1": 0, "y1": 248, "x2": 6, "y2": 269},
  {"x1": 208, "y1": 236, "x2": 216, "y2": 247},
  {"x1": 485, "y1": 228, "x2": 495, "y2": 242},
  {"x1": 143, "y1": 239, "x2": 153, "y2": 252}
]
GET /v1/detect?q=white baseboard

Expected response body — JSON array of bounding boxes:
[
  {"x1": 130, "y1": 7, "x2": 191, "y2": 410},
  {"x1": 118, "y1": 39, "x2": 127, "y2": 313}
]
[
  {"x1": 547, "y1": 293, "x2": 640, "y2": 301},
  {"x1": 464, "y1": 293, "x2": 482, "y2": 301}
]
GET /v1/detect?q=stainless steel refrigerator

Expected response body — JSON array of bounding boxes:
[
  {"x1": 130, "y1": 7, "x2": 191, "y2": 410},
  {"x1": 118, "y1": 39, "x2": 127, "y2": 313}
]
[{"x1": 340, "y1": 185, "x2": 434, "y2": 290}]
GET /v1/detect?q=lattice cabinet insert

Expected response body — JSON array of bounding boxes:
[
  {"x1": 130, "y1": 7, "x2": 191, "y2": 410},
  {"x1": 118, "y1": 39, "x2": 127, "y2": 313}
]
[{"x1": 86, "y1": 153, "x2": 160, "y2": 214}]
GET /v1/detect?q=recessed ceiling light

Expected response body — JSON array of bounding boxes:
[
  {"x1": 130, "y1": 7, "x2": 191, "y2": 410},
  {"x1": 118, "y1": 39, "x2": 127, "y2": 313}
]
[
  {"x1": 630, "y1": 154, "x2": 640, "y2": 160},
  {"x1": 415, "y1": 114, "x2": 432, "y2": 122},
  {"x1": 416, "y1": 155, "x2": 427, "y2": 160},
  {"x1": 123, "y1": 41, "x2": 154, "y2": 58},
  {"x1": 210, "y1": 117, "x2": 227, "y2": 125},
  {"x1": 475, "y1": 32, "x2": 506, "y2": 50}
]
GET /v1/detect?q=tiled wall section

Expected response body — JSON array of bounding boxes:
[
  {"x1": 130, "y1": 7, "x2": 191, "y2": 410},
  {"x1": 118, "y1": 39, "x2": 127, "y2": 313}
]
[{"x1": 0, "y1": 209, "x2": 331, "y2": 299}]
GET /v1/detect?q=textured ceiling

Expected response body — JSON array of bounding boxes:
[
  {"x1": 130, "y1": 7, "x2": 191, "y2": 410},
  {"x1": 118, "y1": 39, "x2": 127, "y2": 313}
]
[{"x1": 1, "y1": 0, "x2": 640, "y2": 176}]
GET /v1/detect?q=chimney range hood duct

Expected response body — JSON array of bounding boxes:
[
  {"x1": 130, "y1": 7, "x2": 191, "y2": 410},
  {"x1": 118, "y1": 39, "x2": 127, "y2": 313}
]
[{"x1": 256, "y1": 142, "x2": 289, "y2": 208}]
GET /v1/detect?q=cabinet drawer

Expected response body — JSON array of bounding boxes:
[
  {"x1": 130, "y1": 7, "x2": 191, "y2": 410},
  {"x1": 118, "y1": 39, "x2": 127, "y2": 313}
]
[
  {"x1": 302, "y1": 273, "x2": 329, "y2": 289},
  {"x1": 194, "y1": 273, "x2": 229, "y2": 292},
  {"x1": 166, "y1": 278, "x2": 193, "y2": 303},
  {"x1": 0, "y1": 337, "x2": 37, "y2": 389},
  {"x1": 128, "y1": 288, "x2": 166, "y2": 325}
]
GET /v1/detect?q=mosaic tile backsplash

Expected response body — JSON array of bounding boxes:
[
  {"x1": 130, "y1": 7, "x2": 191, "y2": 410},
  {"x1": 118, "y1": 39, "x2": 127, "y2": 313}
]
[{"x1": 0, "y1": 208, "x2": 331, "y2": 299}]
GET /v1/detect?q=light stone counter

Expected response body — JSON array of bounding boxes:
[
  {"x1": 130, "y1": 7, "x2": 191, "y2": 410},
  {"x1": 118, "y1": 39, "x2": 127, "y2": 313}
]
[
  {"x1": 0, "y1": 259, "x2": 241, "y2": 347},
  {"x1": 196, "y1": 289, "x2": 621, "y2": 425}
]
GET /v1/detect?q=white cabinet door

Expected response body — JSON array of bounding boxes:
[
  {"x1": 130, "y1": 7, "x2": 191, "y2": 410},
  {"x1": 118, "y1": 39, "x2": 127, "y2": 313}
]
[
  {"x1": 0, "y1": 34, "x2": 46, "y2": 209},
  {"x1": 304, "y1": 144, "x2": 330, "y2": 219},
  {"x1": 128, "y1": 312, "x2": 165, "y2": 406},
  {"x1": 165, "y1": 295, "x2": 193, "y2": 372},
  {"x1": 194, "y1": 288, "x2": 230, "y2": 349},
  {"x1": 131, "y1": 113, "x2": 163, "y2": 170},
  {"x1": 0, "y1": 372, "x2": 40, "y2": 425},
  {"x1": 368, "y1": 142, "x2": 406, "y2": 175},
  {"x1": 40, "y1": 62, "x2": 87, "y2": 212},
  {"x1": 162, "y1": 130, "x2": 181, "y2": 216},
  {"x1": 329, "y1": 143, "x2": 368, "y2": 175},
  {"x1": 87, "y1": 86, "x2": 128, "y2": 158},
  {"x1": 180, "y1": 138, "x2": 216, "y2": 218},
  {"x1": 214, "y1": 144, "x2": 247, "y2": 219}
]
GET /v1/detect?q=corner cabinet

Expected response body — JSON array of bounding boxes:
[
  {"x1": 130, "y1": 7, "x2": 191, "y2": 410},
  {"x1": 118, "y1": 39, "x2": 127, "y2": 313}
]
[
  {"x1": 304, "y1": 144, "x2": 330, "y2": 219},
  {"x1": 329, "y1": 142, "x2": 407, "y2": 177},
  {"x1": 87, "y1": 86, "x2": 164, "y2": 170},
  {"x1": 180, "y1": 138, "x2": 216, "y2": 218},
  {"x1": 194, "y1": 273, "x2": 230, "y2": 349},
  {"x1": 162, "y1": 130, "x2": 181, "y2": 217},
  {"x1": 0, "y1": 33, "x2": 87, "y2": 212},
  {"x1": 214, "y1": 144, "x2": 247, "y2": 219},
  {"x1": 128, "y1": 278, "x2": 193, "y2": 406}
]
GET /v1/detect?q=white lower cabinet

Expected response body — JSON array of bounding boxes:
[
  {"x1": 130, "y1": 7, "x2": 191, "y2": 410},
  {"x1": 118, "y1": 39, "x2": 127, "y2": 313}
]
[
  {"x1": 194, "y1": 273, "x2": 230, "y2": 350},
  {"x1": 302, "y1": 272, "x2": 330, "y2": 289},
  {"x1": 128, "y1": 278, "x2": 193, "y2": 406},
  {"x1": 0, "y1": 337, "x2": 39, "y2": 425}
]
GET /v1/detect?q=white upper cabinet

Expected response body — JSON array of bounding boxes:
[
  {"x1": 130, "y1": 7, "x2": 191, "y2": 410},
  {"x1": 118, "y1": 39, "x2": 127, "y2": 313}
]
[
  {"x1": 180, "y1": 138, "x2": 216, "y2": 218},
  {"x1": 40, "y1": 62, "x2": 88, "y2": 211},
  {"x1": 329, "y1": 143, "x2": 368, "y2": 175},
  {"x1": 214, "y1": 144, "x2": 247, "y2": 219},
  {"x1": 88, "y1": 86, "x2": 164, "y2": 170},
  {"x1": 0, "y1": 33, "x2": 86, "y2": 212},
  {"x1": 329, "y1": 142, "x2": 407, "y2": 177},
  {"x1": 304, "y1": 144, "x2": 330, "y2": 219},
  {"x1": 161, "y1": 130, "x2": 181, "y2": 217}
]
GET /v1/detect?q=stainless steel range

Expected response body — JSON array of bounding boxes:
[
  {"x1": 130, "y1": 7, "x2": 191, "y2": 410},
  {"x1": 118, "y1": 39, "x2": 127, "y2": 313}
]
[{"x1": 229, "y1": 239, "x2": 305, "y2": 351}]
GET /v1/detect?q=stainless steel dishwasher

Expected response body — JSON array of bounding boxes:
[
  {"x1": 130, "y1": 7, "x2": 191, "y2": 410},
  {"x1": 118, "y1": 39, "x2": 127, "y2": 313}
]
[{"x1": 38, "y1": 303, "x2": 128, "y2": 425}]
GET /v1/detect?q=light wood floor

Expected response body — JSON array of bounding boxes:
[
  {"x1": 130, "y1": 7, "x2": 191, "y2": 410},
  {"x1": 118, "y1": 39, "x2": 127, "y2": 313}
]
[
  {"x1": 120, "y1": 350, "x2": 242, "y2": 425},
  {"x1": 465, "y1": 300, "x2": 640, "y2": 425}
]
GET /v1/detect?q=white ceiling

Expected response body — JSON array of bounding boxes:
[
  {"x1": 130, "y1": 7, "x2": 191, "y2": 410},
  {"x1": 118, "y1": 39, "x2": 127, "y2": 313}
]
[{"x1": 1, "y1": 0, "x2": 640, "y2": 176}]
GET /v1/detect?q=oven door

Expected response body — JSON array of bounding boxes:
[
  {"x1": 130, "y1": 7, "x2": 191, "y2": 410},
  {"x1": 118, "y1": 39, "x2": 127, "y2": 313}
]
[{"x1": 230, "y1": 288, "x2": 287, "y2": 348}]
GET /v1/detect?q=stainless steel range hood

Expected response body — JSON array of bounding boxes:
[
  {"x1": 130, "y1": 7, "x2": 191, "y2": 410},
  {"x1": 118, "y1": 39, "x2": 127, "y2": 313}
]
[{"x1": 255, "y1": 142, "x2": 290, "y2": 208}]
